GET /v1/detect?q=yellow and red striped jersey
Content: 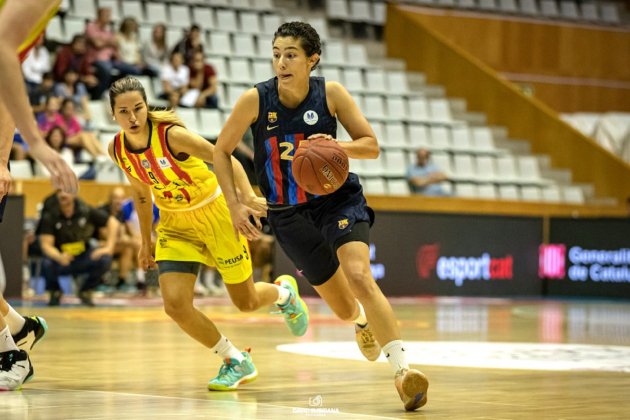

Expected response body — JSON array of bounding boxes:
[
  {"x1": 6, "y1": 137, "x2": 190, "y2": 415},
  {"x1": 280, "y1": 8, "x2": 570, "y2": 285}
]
[
  {"x1": 0, "y1": 0, "x2": 61, "y2": 62},
  {"x1": 112, "y1": 121, "x2": 220, "y2": 211}
]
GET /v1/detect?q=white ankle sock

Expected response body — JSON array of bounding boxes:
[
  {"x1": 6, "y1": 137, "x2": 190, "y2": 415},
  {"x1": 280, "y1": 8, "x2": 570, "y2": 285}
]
[
  {"x1": 382, "y1": 340, "x2": 409, "y2": 373},
  {"x1": 211, "y1": 335, "x2": 244, "y2": 362},
  {"x1": 0, "y1": 326, "x2": 19, "y2": 352},
  {"x1": 353, "y1": 301, "x2": 368, "y2": 328},
  {"x1": 274, "y1": 284, "x2": 290, "y2": 306},
  {"x1": 3, "y1": 306, "x2": 25, "y2": 336}
]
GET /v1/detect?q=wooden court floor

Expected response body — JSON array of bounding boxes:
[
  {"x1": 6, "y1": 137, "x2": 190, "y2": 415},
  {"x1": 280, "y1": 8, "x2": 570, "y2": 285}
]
[{"x1": 1, "y1": 295, "x2": 630, "y2": 419}]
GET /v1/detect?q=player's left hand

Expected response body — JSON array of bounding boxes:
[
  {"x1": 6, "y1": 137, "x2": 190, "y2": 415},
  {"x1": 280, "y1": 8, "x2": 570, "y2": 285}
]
[
  {"x1": 307, "y1": 133, "x2": 336, "y2": 142},
  {"x1": 228, "y1": 202, "x2": 263, "y2": 241}
]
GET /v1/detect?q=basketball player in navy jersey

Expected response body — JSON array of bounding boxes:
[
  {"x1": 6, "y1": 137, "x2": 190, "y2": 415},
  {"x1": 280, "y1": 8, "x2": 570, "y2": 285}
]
[{"x1": 214, "y1": 22, "x2": 428, "y2": 411}]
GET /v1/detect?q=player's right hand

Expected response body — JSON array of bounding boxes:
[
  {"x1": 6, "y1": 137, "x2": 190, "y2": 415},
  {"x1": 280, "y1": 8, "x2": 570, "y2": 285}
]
[
  {"x1": 228, "y1": 202, "x2": 263, "y2": 241},
  {"x1": 29, "y1": 142, "x2": 78, "y2": 194},
  {"x1": 138, "y1": 244, "x2": 157, "y2": 271}
]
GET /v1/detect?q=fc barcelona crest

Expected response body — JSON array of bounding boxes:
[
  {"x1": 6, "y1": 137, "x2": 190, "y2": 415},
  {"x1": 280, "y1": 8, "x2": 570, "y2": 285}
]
[{"x1": 268, "y1": 112, "x2": 277, "y2": 123}]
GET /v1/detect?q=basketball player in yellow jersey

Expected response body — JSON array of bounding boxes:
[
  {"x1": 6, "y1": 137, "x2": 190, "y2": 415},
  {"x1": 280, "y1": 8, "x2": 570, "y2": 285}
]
[
  {"x1": 108, "y1": 76, "x2": 309, "y2": 390},
  {"x1": 0, "y1": 0, "x2": 75, "y2": 391}
]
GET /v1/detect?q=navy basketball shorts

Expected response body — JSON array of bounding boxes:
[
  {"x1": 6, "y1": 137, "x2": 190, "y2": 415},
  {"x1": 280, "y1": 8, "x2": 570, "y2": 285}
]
[
  {"x1": 268, "y1": 173, "x2": 374, "y2": 286},
  {"x1": 0, "y1": 162, "x2": 8, "y2": 223},
  {"x1": 0, "y1": 194, "x2": 6, "y2": 223}
]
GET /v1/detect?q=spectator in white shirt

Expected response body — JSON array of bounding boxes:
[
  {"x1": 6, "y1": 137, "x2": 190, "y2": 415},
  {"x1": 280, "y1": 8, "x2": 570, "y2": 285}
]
[
  {"x1": 142, "y1": 23, "x2": 168, "y2": 78},
  {"x1": 159, "y1": 50, "x2": 189, "y2": 108},
  {"x1": 22, "y1": 35, "x2": 51, "y2": 95}
]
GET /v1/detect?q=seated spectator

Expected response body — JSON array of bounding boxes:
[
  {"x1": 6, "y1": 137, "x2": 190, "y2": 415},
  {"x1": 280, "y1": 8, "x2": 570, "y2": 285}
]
[
  {"x1": 86, "y1": 7, "x2": 141, "y2": 99},
  {"x1": 160, "y1": 50, "x2": 189, "y2": 108},
  {"x1": 53, "y1": 68, "x2": 92, "y2": 124},
  {"x1": 28, "y1": 72, "x2": 55, "y2": 115},
  {"x1": 37, "y1": 95, "x2": 64, "y2": 134},
  {"x1": 407, "y1": 148, "x2": 449, "y2": 196},
  {"x1": 52, "y1": 34, "x2": 99, "y2": 97},
  {"x1": 116, "y1": 17, "x2": 155, "y2": 78},
  {"x1": 182, "y1": 51, "x2": 218, "y2": 109},
  {"x1": 38, "y1": 190, "x2": 119, "y2": 306},
  {"x1": 142, "y1": 23, "x2": 168, "y2": 78},
  {"x1": 58, "y1": 98, "x2": 106, "y2": 161},
  {"x1": 44, "y1": 125, "x2": 74, "y2": 163},
  {"x1": 172, "y1": 24, "x2": 204, "y2": 64},
  {"x1": 99, "y1": 187, "x2": 140, "y2": 291},
  {"x1": 21, "y1": 34, "x2": 51, "y2": 95}
]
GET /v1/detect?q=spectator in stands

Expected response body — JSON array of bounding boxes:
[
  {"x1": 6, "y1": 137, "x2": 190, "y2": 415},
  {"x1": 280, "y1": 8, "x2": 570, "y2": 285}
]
[
  {"x1": 28, "y1": 71, "x2": 55, "y2": 115},
  {"x1": 37, "y1": 95, "x2": 64, "y2": 134},
  {"x1": 86, "y1": 7, "x2": 141, "y2": 99},
  {"x1": 183, "y1": 51, "x2": 218, "y2": 109},
  {"x1": 44, "y1": 125, "x2": 73, "y2": 162},
  {"x1": 38, "y1": 190, "x2": 119, "y2": 306},
  {"x1": 142, "y1": 23, "x2": 168, "y2": 78},
  {"x1": 21, "y1": 34, "x2": 51, "y2": 95},
  {"x1": 172, "y1": 24, "x2": 204, "y2": 65},
  {"x1": 53, "y1": 68, "x2": 92, "y2": 124},
  {"x1": 116, "y1": 17, "x2": 155, "y2": 78},
  {"x1": 58, "y1": 98, "x2": 105, "y2": 161},
  {"x1": 407, "y1": 148, "x2": 449, "y2": 196},
  {"x1": 99, "y1": 187, "x2": 139, "y2": 291},
  {"x1": 52, "y1": 34, "x2": 99, "y2": 97},
  {"x1": 160, "y1": 50, "x2": 189, "y2": 108}
]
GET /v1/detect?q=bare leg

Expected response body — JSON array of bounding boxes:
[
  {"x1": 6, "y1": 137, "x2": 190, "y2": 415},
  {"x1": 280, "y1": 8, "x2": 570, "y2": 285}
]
[
  {"x1": 160, "y1": 272, "x2": 222, "y2": 348},
  {"x1": 224, "y1": 276, "x2": 279, "y2": 312},
  {"x1": 337, "y1": 241, "x2": 401, "y2": 345}
]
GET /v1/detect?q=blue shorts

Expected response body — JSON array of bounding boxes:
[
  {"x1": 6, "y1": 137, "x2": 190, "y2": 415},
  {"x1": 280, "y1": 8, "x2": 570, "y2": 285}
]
[{"x1": 267, "y1": 173, "x2": 374, "y2": 286}]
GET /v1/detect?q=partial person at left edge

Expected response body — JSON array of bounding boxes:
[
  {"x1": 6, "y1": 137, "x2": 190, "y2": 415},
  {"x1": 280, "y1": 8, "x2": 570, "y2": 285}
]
[{"x1": 0, "y1": 0, "x2": 77, "y2": 392}]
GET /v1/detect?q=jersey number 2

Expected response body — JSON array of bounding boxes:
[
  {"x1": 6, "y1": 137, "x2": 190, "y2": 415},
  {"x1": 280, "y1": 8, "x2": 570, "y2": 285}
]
[{"x1": 279, "y1": 142, "x2": 295, "y2": 161}]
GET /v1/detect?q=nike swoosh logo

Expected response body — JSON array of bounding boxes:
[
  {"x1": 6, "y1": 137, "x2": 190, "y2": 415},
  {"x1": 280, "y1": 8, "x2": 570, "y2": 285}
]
[{"x1": 267, "y1": 125, "x2": 279, "y2": 131}]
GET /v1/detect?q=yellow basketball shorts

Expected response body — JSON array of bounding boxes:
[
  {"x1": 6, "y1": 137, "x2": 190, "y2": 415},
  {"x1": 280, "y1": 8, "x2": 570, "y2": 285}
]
[{"x1": 155, "y1": 194, "x2": 252, "y2": 284}]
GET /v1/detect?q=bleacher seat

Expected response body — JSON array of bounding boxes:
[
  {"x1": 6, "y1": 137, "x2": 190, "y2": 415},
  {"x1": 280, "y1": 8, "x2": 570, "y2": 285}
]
[
  {"x1": 365, "y1": 70, "x2": 387, "y2": 93},
  {"x1": 521, "y1": 185, "x2": 542, "y2": 201},
  {"x1": 384, "y1": 122, "x2": 409, "y2": 148},
  {"x1": 169, "y1": 4, "x2": 192, "y2": 29},
  {"x1": 216, "y1": 9, "x2": 238, "y2": 33},
  {"x1": 71, "y1": 0, "x2": 96, "y2": 19},
  {"x1": 559, "y1": 1, "x2": 580, "y2": 20},
  {"x1": 542, "y1": 185, "x2": 562, "y2": 202},
  {"x1": 122, "y1": 2, "x2": 144, "y2": 23},
  {"x1": 209, "y1": 32, "x2": 233, "y2": 56},
  {"x1": 475, "y1": 155, "x2": 497, "y2": 182},
  {"x1": 454, "y1": 183, "x2": 478, "y2": 198},
  {"x1": 600, "y1": 2, "x2": 620, "y2": 24},
  {"x1": 228, "y1": 58, "x2": 253, "y2": 83},
  {"x1": 239, "y1": 12, "x2": 262, "y2": 34},
  {"x1": 498, "y1": 185, "x2": 520, "y2": 200},
  {"x1": 519, "y1": 0, "x2": 539, "y2": 15},
  {"x1": 145, "y1": 3, "x2": 168, "y2": 25},
  {"x1": 199, "y1": 109, "x2": 223, "y2": 139},
  {"x1": 429, "y1": 126, "x2": 451, "y2": 151},
  {"x1": 99, "y1": 0, "x2": 120, "y2": 22},
  {"x1": 477, "y1": 183, "x2": 498, "y2": 199},
  {"x1": 387, "y1": 179, "x2": 411, "y2": 195},
  {"x1": 540, "y1": 0, "x2": 560, "y2": 17},
  {"x1": 562, "y1": 186, "x2": 585, "y2": 204},
  {"x1": 408, "y1": 125, "x2": 431, "y2": 149},
  {"x1": 453, "y1": 154, "x2": 476, "y2": 181},
  {"x1": 363, "y1": 177, "x2": 387, "y2": 195},
  {"x1": 9, "y1": 160, "x2": 33, "y2": 180},
  {"x1": 233, "y1": 33, "x2": 257, "y2": 58}
]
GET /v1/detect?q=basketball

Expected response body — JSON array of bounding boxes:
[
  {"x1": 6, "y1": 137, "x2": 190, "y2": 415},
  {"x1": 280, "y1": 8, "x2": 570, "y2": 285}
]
[{"x1": 292, "y1": 137, "x2": 349, "y2": 195}]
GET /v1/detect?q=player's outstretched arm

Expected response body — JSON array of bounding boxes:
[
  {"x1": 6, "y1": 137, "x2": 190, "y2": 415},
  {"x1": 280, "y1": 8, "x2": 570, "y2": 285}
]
[
  {"x1": 215, "y1": 89, "x2": 262, "y2": 240},
  {"x1": 0, "y1": 0, "x2": 78, "y2": 193}
]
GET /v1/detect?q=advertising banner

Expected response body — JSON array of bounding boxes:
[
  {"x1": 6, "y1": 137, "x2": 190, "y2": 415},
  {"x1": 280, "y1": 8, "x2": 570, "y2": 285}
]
[
  {"x1": 274, "y1": 212, "x2": 542, "y2": 297},
  {"x1": 543, "y1": 218, "x2": 630, "y2": 298}
]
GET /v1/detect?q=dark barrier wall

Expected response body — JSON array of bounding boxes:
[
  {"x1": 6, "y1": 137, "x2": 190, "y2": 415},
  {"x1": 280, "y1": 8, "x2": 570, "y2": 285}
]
[
  {"x1": 0, "y1": 196, "x2": 24, "y2": 298},
  {"x1": 274, "y1": 212, "x2": 542, "y2": 297},
  {"x1": 544, "y1": 218, "x2": 630, "y2": 298}
]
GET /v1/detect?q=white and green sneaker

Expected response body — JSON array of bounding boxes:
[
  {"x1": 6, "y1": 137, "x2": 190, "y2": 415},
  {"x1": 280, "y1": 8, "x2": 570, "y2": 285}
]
[
  {"x1": 273, "y1": 275, "x2": 309, "y2": 337},
  {"x1": 207, "y1": 349, "x2": 258, "y2": 391}
]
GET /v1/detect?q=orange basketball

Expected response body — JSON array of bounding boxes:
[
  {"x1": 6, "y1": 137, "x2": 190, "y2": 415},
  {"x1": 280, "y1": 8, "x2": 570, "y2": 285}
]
[{"x1": 292, "y1": 137, "x2": 349, "y2": 195}]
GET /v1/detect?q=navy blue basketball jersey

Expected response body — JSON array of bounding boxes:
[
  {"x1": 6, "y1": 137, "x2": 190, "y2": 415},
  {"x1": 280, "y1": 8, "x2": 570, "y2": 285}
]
[{"x1": 251, "y1": 76, "x2": 337, "y2": 206}]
